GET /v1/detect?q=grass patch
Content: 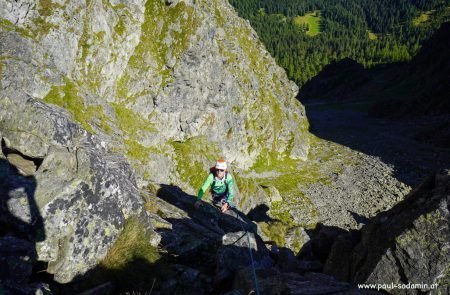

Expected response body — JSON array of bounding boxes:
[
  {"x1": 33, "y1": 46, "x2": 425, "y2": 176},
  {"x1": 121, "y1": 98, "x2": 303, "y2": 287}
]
[
  {"x1": 118, "y1": 0, "x2": 199, "y2": 97},
  {"x1": 3, "y1": 3, "x2": 65, "y2": 41},
  {"x1": 37, "y1": 0, "x2": 63, "y2": 17},
  {"x1": 123, "y1": 139, "x2": 155, "y2": 163},
  {"x1": 294, "y1": 11, "x2": 321, "y2": 36},
  {"x1": 367, "y1": 30, "x2": 378, "y2": 40},
  {"x1": 412, "y1": 6, "x2": 450, "y2": 27},
  {"x1": 112, "y1": 103, "x2": 156, "y2": 136},
  {"x1": 249, "y1": 142, "x2": 333, "y2": 192},
  {"x1": 240, "y1": 151, "x2": 318, "y2": 226},
  {"x1": 259, "y1": 221, "x2": 289, "y2": 247},
  {"x1": 114, "y1": 17, "x2": 127, "y2": 37},
  {"x1": 412, "y1": 10, "x2": 434, "y2": 26},
  {"x1": 43, "y1": 78, "x2": 111, "y2": 134},
  {"x1": 31, "y1": 0, "x2": 64, "y2": 39},
  {"x1": 92, "y1": 217, "x2": 162, "y2": 292},
  {"x1": 171, "y1": 136, "x2": 220, "y2": 192},
  {"x1": 110, "y1": 104, "x2": 159, "y2": 163},
  {"x1": 101, "y1": 218, "x2": 160, "y2": 270}
]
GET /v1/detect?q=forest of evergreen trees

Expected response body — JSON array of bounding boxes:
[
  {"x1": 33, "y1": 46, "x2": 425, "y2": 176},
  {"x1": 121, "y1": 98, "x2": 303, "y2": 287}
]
[{"x1": 229, "y1": 0, "x2": 450, "y2": 86}]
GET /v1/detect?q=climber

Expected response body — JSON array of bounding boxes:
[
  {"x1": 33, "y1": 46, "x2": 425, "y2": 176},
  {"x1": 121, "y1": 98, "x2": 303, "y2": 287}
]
[{"x1": 194, "y1": 159, "x2": 234, "y2": 213}]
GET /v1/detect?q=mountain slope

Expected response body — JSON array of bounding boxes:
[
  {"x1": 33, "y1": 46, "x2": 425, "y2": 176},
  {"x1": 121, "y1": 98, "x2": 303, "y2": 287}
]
[
  {"x1": 370, "y1": 21, "x2": 450, "y2": 116},
  {"x1": 229, "y1": 0, "x2": 450, "y2": 86},
  {"x1": 0, "y1": 0, "x2": 310, "y2": 208},
  {"x1": 0, "y1": 0, "x2": 316, "y2": 286},
  {"x1": 299, "y1": 21, "x2": 450, "y2": 117}
]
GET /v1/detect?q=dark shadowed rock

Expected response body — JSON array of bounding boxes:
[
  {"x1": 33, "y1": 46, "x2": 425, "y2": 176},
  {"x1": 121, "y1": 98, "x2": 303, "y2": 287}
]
[
  {"x1": 216, "y1": 231, "x2": 272, "y2": 283},
  {"x1": 323, "y1": 236, "x2": 354, "y2": 282},
  {"x1": 0, "y1": 236, "x2": 36, "y2": 283},
  {"x1": 325, "y1": 170, "x2": 450, "y2": 294},
  {"x1": 233, "y1": 269, "x2": 360, "y2": 295},
  {"x1": 0, "y1": 235, "x2": 52, "y2": 294},
  {"x1": 298, "y1": 224, "x2": 350, "y2": 264}
]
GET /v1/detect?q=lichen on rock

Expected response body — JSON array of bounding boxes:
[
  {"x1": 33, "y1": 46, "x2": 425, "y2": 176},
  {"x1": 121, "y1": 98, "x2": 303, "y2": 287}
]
[{"x1": 0, "y1": 97, "x2": 159, "y2": 283}]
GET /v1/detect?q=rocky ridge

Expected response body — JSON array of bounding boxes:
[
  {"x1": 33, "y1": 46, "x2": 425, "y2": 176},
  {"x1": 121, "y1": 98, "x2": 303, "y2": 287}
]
[
  {"x1": 133, "y1": 183, "x2": 365, "y2": 294},
  {"x1": 0, "y1": 0, "x2": 309, "y2": 197}
]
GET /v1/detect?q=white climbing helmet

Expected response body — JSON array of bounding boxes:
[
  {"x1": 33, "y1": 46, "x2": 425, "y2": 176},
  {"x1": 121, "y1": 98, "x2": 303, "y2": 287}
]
[{"x1": 215, "y1": 159, "x2": 227, "y2": 171}]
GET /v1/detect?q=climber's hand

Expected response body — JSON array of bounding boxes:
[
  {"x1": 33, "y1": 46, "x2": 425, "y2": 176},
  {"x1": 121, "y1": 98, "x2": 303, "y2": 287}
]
[{"x1": 220, "y1": 202, "x2": 229, "y2": 213}]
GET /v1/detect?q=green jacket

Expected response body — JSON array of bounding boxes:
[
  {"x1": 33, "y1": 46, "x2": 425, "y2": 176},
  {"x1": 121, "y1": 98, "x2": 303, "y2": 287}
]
[{"x1": 197, "y1": 172, "x2": 234, "y2": 203}]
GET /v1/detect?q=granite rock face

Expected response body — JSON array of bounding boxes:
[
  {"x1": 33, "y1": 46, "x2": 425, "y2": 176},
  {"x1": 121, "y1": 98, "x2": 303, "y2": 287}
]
[
  {"x1": 0, "y1": 0, "x2": 309, "y2": 198},
  {"x1": 0, "y1": 98, "x2": 159, "y2": 284},
  {"x1": 324, "y1": 170, "x2": 450, "y2": 294}
]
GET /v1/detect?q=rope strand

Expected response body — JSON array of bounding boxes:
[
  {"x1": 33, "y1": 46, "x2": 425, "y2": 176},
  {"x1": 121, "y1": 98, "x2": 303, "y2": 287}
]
[{"x1": 237, "y1": 214, "x2": 260, "y2": 295}]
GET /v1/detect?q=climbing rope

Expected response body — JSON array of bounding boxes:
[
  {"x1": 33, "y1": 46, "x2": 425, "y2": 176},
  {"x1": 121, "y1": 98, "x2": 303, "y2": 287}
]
[{"x1": 235, "y1": 211, "x2": 260, "y2": 295}]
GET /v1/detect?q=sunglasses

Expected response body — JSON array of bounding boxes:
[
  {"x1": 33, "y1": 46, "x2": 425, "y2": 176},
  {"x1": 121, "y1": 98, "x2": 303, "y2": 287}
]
[{"x1": 217, "y1": 169, "x2": 225, "y2": 172}]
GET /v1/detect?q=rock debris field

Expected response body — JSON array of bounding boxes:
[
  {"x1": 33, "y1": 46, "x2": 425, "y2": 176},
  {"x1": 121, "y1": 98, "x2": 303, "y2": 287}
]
[{"x1": 301, "y1": 101, "x2": 450, "y2": 229}]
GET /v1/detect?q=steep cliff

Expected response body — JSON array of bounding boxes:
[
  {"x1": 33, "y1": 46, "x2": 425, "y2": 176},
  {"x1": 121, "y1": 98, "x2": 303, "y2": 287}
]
[
  {"x1": 0, "y1": 0, "x2": 309, "y2": 193},
  {"x1": 0, "y1": 0, "x2": 309, "y2": 286}
]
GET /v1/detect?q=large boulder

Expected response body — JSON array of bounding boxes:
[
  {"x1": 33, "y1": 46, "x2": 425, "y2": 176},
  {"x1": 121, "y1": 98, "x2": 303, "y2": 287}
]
[{"x1": 0, "y1": 97, "x2": 159, "y2": 283}]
